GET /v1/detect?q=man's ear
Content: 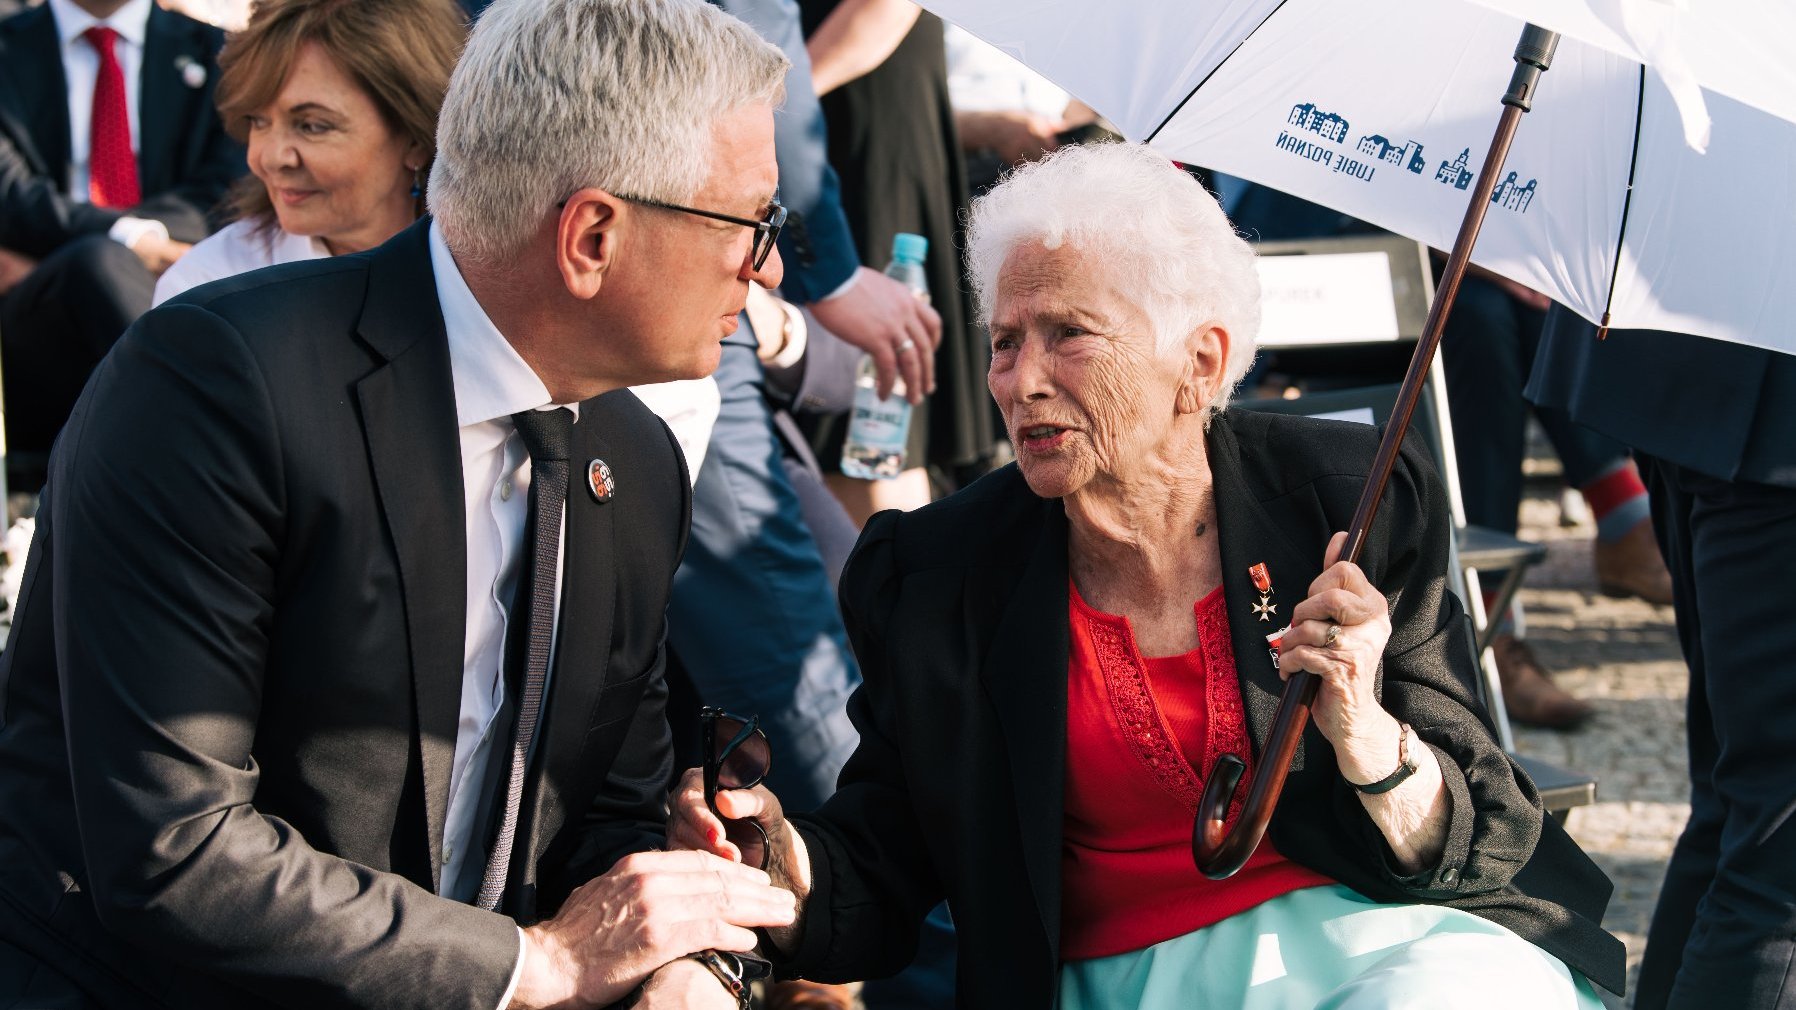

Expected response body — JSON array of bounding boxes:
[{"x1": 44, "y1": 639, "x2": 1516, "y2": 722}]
[
  {"x1": 556, "y1": 188, "x2": 625, "y2": 300},
  {"x1": 1175, "y1": 323, "x2": 1231, "y2": 415}
]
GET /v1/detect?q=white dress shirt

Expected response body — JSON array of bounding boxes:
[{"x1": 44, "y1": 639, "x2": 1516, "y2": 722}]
[
  {"x1": 46, "y1": 0, "x2": 166, "y2": 249},
  {"x1": 427, "y1": 221, "x2": 580, "y2": 908},
  {"x1": 431, "y1": 221, "x2": 575, "y2": 1007}
]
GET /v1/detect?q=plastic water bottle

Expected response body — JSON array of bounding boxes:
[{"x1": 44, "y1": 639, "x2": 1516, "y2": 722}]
[{"x1": 840, "y1": 233, "x2": 929, "y2": 480}]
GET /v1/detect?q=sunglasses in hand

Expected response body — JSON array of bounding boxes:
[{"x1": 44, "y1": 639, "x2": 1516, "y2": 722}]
[{"x1": 700, "y1": 707, "x2": 773, "y2": 871}]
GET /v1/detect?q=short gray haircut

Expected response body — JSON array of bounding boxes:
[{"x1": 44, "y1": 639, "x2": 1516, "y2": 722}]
[
  {"x1": 966, "y1": 142, "x2": 1262, "y2": 414},
  {"x1": 429, "y1": 0, "x2": 789, "y2": 265}
]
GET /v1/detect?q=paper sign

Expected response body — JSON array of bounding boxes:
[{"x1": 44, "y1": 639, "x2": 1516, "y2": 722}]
[{"x1": 1255, "y1": 252, "x2": 1402, "y2": 346}]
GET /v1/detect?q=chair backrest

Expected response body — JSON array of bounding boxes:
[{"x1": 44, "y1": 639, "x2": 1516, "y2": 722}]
[{"x1": 1236, "y1": 382, "x2": 1447, "y2": 478}]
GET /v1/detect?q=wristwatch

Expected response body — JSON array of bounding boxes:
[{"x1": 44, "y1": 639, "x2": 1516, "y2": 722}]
[
  {"x1": 1350, "y1": 722, "x2": 1418, "y2": 795},
  {"x1": 687, "y1": 949, "x2": 773, "y2": 1009}
]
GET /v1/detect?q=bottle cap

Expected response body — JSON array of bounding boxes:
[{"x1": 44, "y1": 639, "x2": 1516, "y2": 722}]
[{"x1": 891, "y1": 233, "x2": 928, "y2": 265}]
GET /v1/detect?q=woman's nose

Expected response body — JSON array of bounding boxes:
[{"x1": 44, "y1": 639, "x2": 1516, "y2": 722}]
[
  {"x1": 1011, "y1": 338, "x2": 1056, "y2": 401},
  {"x1": 255, "y1": 131, "x2": 300, "y2": 175}
]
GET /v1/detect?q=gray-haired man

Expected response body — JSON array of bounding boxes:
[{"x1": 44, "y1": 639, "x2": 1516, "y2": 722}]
[{"x1": 0, "y1": 1, "x2": 800, "y2": 1007}]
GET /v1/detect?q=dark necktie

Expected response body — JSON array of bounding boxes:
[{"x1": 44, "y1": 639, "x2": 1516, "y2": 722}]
[
  {"x1": 83, "y1": 26, "x2": 140, "y2": 209},
  {"x1": 476, "y1": 407, "x2": 574, "y2": 912}
]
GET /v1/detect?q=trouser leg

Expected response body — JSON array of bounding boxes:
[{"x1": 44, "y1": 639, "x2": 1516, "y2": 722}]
[
  {"x1": 1634, "y1": 456, "x2": 1796, "y2": 1009},
  {"x1": 0, "y1": 236, "x2": 153, "y2": 463},
  {"x1": 1634, "y1": 455, "x2": 1720, "y2": 1009},
  {"x1": 1439, "y1": 277, "x2": 1529, "y2": 534}
]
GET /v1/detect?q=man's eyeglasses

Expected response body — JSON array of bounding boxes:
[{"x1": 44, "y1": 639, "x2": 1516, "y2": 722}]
[
  {"x1": 700, "y1": 706, "x2": 773, "y2": 870},
  {"x1": 623, "y1": 195, "x2": 787, "y2": 271}
]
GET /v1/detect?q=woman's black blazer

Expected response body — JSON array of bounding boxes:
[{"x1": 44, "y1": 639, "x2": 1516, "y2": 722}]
[{"x1": 778, "y1": 409, "x2": 1626, "y2": 1005}]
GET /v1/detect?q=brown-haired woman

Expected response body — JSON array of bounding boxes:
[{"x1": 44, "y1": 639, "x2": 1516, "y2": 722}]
[{"x1": 154, "y1": 0, "x2": 465, "y2": 304}]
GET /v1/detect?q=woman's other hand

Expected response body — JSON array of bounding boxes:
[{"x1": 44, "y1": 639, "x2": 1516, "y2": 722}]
[
  {"x1": 668, "y1": 767, "x2": 812, "y2": 953},
  {"x1": 1278, "y1": 532, "x2": 1451, "y2": 873},
  {"x1": 1277, "y1": 532, "x2": 1401, "y2": 775}
]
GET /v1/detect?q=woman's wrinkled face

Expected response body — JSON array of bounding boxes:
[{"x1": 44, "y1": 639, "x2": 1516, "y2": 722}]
[
  {"x1": 245, "y1": 42, "x2": 418, "y2": 255},
  {"x1": 987, "y1": 242, "x2": 1194, "y2": 499}
]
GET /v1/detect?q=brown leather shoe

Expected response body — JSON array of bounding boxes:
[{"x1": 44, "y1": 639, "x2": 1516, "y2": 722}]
[
  {"x1": 764, "y1": 980, "x2": 863, "y2": 1010},
  {"x1": 1595, "y1": 519, "x2": 1674, "y2": 606},
  {"x1": 1494, "y1": 634, "x2": 1594, "y2": 730}
]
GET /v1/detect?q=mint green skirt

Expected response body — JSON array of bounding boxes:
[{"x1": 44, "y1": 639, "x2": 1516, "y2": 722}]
[{"x1": 1060, "y1": 884, "x2": 1605, "y2": 1010}]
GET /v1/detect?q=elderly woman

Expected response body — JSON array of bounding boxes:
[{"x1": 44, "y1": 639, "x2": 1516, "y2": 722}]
[
  {"x1": 670, "y1": 143, "x2": 1624, "y2": 1008},
  {"x1": 152, "y1": 0, "x2": 464, "y2": 304}
]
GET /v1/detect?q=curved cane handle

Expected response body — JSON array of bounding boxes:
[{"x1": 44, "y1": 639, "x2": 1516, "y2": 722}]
[{"x1": 1192, "y1": 670, "x2": 1321, "y2": 879}]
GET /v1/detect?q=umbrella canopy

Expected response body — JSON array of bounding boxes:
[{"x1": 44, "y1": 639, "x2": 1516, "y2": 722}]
[{"x1": 924, "y1": 0, "x2": 1796, "y2": 355}]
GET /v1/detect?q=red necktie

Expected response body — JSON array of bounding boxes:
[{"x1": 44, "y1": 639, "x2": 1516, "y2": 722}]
[{"x1": 83, "y1": 26, "x2": 140, "y2": 209}]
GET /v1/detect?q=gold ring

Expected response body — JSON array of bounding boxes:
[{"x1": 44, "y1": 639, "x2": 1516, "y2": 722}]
[{"x1": 1323, "y1": 623, "x2": 1342, "y2": 649}]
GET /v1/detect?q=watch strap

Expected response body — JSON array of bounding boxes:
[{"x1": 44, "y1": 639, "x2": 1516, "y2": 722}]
[{"x1": 1350, "y1": 722, "x2": 1418, "y2": 795}]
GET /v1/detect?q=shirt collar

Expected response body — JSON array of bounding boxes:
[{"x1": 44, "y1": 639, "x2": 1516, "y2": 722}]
[
  {"x1": 50, "y1": 0, "x2": 153, "y2": 51},
  {"x1": 429, "y1": 220, "x2": 579, "y2": 429}
]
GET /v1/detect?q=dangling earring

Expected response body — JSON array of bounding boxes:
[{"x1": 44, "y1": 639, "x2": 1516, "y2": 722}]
[{"x1": 410, "y1": 166, "x2": 424, "y2": 219}]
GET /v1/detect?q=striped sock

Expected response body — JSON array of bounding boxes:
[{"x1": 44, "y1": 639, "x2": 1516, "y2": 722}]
[{"x1": 1582, "y1": 460, "x2": 1650, "y2": 543}]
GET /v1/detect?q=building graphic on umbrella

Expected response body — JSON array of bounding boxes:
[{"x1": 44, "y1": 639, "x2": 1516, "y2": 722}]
[
  {"x1": 1435, "y1": 148, "x2": 1475, "y2": 189},
  {"x1": 1491, "y1": 170, "x2": 1538, "y2": 212},
  {"x1": 1357, "y1": 134, "x2": 1428, "y2": 173},
  {"x1": 1286, "y1": 102, "x2": 1350, "y2": 143}
]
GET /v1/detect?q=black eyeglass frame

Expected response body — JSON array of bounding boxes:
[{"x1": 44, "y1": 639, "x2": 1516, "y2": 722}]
[
  {"x1": 699, "y1": 706, "x2": 773, "y2": 870},
  {"x1": 623, "y1": 195, "x2": 787, "y2": 271}
]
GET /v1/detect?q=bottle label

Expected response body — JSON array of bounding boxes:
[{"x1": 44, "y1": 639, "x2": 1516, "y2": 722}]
[{"x1": 842, "y1": 386, "x2": 911, "y2": 479}]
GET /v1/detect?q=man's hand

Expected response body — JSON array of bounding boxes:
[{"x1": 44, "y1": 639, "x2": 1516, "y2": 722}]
[
  {"x1": 635, "y1": 957, "x2": 740, "y2": 1009},
  {"x1": 0, "y1": 246, "x2": 36, "y2": 296},
  {"x1": 129, "y1": 234, "x2": 192, "y2": 277},
  {"x1": 505, "y1": 850, "x2": 796, "y2": 1010},
  {"x1": 808, "y1": 266, "x2": 941, "y2": 404}
]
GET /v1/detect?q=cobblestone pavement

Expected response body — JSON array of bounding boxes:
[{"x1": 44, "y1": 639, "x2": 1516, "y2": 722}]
[{"x1": 1510, "y1": 486, "x2": 1687, "y2": 1008}]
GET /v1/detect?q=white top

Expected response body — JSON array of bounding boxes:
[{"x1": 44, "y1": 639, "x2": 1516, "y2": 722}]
[
  {"x1": 152, "y1": 219, "x2": 330, "y2": 306},
  {"x1": 152, "y1": 219, "x2": 719, "y2": 479},
  {"x1": 47, "y1": 0, "x2": 165, "y2": 249}
]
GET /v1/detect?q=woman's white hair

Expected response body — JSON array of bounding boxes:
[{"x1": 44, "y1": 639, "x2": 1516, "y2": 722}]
[
  {"x1": 966, "y1": 142, "x2": 1262, "y2": 414},
  {"x1": 429, "y1": 0, "x2": 789, "y2": 266}
]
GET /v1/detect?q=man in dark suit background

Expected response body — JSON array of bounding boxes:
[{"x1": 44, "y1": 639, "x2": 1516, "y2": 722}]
[
  {"x1": 1530, "y1": 309, "x2": 1796, "y2": 1010},
  {"x1": 0, "y1": 0, "x2": 242, "y2": 484},
  {"x1": 0, "y1": 0, "x2": 803, "y2": 1007}
]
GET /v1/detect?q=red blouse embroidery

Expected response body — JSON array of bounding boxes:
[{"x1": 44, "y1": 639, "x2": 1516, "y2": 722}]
[{"x1": 1061, "y1": 579, "x2": 1333, "y2": 960}]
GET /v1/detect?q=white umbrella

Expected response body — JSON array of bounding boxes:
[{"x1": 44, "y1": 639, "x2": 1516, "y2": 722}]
[{"x1": 922, "y1": 0, "x2": 1796, "y2": 356}]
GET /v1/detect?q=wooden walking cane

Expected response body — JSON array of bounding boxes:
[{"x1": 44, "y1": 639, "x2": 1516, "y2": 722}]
[{"x1": 1193, "y1": 24, "x2": 1563, "y2": 880}]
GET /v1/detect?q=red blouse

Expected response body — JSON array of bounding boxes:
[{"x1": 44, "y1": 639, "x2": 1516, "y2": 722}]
[{"x1": 1060, "y1": 581, "x2": 1332, "y2": 960}]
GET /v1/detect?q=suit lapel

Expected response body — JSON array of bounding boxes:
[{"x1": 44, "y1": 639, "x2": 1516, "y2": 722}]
[
  {"x1": 353, "y1": 223, "x2": 467, "y2": 892},
  {"x1": 1208, "y1": 416, "x2": 1326, "y2": 770},
  {"x1": 138, "y1": 8, "x2": 191, "y2": 196},
  {"x1": 0, "y1": 8, "x2": 69, "y2": 182},
  {"x1": 977, "y1": 498, "x2": 1069, "y2": 957},
  {"x1": 516, "y1": 413, "x2": 621, "y2": 879}
]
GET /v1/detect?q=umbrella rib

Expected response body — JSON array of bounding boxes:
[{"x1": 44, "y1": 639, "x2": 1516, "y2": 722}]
[
  {"x1": 1599, "y1": 65, "x2": 1648, "y2": 330},
  {"x1": 1144, "y1": 0, "x2": 1293, "y2": 144}
]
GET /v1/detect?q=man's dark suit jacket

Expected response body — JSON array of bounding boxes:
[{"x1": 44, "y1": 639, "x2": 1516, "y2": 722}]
[
  {"x1": 0, "y1": 1, "x2": 242, "y2": 256},
  {"x1": 781, "y1": 410, "x2": 1627, "y2": 1005},
  {"x1": 0, "y1": 222, "x2": 690, "y2": 1009}
]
